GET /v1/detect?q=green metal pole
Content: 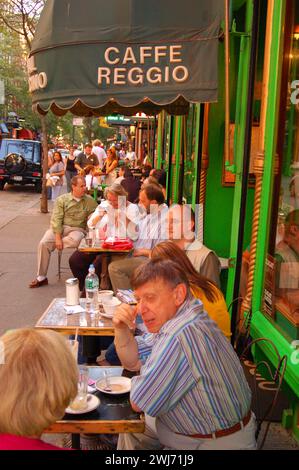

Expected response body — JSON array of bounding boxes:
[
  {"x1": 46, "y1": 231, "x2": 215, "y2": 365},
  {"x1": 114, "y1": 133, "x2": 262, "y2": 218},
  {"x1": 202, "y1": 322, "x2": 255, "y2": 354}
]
[
  {"x1": 165, "y1": 115, "x2": 173, "y2": 199},
  {"x1": 156, "y1": 111, "x2": 164, "y2": 169},
  {"x1": 173, "y1": 116, "x2": 183, "y2": 203},
  {"x1": 251, "y1": 0, "x2": 286, "y2": 313},
  {"x1": 192, "y1": 104, "x2": 201, "y2": 209},
  {"x1": 226, "y1": 0, "x2": 254, "y2": 309}
]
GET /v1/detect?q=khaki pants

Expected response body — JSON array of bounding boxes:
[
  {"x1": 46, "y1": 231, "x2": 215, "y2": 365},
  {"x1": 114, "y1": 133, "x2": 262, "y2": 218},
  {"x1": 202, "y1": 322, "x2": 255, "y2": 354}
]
[
  {"x1": 118, "y1": 414, "x2": 257, "y2": 450},
  {"x1": 37, "y1": 225, "x2": 86, "y2": 277},
  {"x1": 118, "y1": 416, "x2": 162, "y2": 450},
  {"x1": 108, "y1": 255, "x2": 148, "y2": 292}
]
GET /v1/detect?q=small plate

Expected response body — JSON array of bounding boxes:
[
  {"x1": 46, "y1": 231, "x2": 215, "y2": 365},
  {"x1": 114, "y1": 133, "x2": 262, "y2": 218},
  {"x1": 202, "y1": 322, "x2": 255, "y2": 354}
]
[
  {"x1": 96, "y1": 376, "x2": 131, "y2": 395},
  {"x1": 65, "y1": 394, "x2": 100, "y2": 414}
]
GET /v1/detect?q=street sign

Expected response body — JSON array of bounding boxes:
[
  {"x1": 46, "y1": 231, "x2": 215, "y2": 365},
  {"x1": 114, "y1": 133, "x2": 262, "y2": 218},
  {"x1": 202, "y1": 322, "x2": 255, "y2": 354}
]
[
  {"x1": 106, "y1": 115, "x2": 133, "y2": 126},
  {"x1": 72, "y1": 117, "x2": 84, "y2": 126}
]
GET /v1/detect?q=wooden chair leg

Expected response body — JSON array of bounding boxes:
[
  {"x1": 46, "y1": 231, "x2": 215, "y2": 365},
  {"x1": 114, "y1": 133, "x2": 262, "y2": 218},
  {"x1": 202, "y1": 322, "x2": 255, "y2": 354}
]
[{"x1": 58, "y1": 250, "x2": 62, "y2": 280}]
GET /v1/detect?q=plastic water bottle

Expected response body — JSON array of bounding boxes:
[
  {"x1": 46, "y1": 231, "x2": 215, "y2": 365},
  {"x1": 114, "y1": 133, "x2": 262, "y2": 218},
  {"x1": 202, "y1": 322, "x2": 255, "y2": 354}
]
[{"x1": 85, "y1": 264, "x2": 99, "y2": 314}]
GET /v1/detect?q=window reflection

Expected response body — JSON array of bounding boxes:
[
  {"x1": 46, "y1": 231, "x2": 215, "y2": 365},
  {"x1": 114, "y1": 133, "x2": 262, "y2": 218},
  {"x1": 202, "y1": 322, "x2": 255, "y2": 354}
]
[{"x1": 273, "y1": 3, "x2": 299, "y2": 324}]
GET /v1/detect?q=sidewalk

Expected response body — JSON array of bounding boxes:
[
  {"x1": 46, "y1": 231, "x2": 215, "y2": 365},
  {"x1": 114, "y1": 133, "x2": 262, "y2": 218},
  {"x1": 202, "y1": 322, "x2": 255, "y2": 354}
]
[
  {"x1": 0, "y1": 199, "x2": 72, "y2": 336},
  {"x1": 0, "y1": 198, "x2": 298, "y2": 450}
]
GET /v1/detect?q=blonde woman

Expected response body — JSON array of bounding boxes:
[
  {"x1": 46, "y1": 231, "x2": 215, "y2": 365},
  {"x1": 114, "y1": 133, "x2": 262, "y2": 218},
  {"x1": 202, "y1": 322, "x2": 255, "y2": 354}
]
[
  {"x1": 151, "y1": 241, "x2": 231, "y2": 339},
  {"x1": 103, "y1": 147, "x2": 118, "y2": 186},
  {"x1": 0, "y1": 328, "x2": 78, "y2": 450}
]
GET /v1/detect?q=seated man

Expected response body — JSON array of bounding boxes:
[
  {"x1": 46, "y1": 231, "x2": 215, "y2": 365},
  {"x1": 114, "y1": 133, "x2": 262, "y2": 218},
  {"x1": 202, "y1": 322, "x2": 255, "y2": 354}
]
[
  {"x1": 108, "y1": 184, "x2": 168, "y2": 292},
  {"x1": 114, "y1": 259, "x2": 256, "y2": 450},
  {"x1": 168, "y1": 204, "x2": 221, "y2": 287},
  {"x1": 29, "y1": 175, "x2": 97, "y2": 287}
]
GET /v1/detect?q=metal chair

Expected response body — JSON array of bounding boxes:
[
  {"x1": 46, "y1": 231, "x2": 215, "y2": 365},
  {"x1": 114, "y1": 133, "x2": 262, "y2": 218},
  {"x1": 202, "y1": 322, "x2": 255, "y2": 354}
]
[
  {"x1": 57, "y1": 248, "x2": 74, "y2": 280},
  {"x1": 228, "y1": 298, "x2": 288, "y2": 449},
  {"x1": 239, "y1": 338, "x2": 288, "y2": 449}
]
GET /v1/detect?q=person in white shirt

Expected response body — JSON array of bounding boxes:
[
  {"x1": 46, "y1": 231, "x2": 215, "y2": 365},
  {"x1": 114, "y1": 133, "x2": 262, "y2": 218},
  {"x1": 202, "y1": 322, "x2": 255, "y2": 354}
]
[
  {"x1": 126, "y1": 144, "x2": 137, "y2": 167},
  {"x1": 167, "y1": 204, "x2": 221, "y2": 287},
  {"x1": 92, "y1": 139, "x2": 107, "y2": 170},
  {"x1": 108, "y1": 184, "x2": 168, "y2": 292},
  {"x1": 114, "y1": 166, "x2": 125, "y2": 185},
  {"x1": 69, "y1": 183, "x2": 139, "y2": 291}
]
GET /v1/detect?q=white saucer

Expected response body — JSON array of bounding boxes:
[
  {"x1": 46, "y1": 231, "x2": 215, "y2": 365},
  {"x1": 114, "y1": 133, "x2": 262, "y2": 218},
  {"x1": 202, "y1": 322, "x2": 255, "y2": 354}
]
[
  {"x1": 95, "y1": 376, "x2": 131, "y2": 395},
  {"x1": 65, "y1": 394, "x2": 100, "y2": 414}
]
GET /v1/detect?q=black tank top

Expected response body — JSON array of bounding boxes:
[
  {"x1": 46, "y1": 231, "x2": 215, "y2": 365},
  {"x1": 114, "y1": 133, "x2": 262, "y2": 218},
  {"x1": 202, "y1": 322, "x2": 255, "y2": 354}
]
[{"x1": 66, "y1": 157, "x2": 76, "y2": 171}]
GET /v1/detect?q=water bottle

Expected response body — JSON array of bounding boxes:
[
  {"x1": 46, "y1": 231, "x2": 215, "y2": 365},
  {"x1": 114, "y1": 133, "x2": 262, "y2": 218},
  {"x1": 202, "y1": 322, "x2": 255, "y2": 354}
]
[{"x1": 85, "y1": 264, "x2": 99, "y2": 314}]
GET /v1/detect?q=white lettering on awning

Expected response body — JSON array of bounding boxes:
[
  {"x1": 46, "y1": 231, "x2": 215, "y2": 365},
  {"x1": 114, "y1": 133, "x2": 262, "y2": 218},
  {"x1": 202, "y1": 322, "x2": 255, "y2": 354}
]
[{"x1": 98, "y1": 44, "x2": 189, "y2": 87}]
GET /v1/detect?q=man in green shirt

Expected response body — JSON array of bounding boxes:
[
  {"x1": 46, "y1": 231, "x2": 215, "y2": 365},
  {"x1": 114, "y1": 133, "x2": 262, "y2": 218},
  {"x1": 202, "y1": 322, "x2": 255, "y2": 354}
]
[{"x1": 29, "y1": 175, "x2": 97, "y2": 288}]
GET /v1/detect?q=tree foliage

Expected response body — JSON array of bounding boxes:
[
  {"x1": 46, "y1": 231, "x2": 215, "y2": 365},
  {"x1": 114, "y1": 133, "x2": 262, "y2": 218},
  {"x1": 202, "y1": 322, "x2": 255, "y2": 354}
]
[
  {"x1": 0, "y1": 1, "x2": 115, "y2": 145},
  {"x1": 0, "y1": 0, "x2": 44, "y2": 50}
]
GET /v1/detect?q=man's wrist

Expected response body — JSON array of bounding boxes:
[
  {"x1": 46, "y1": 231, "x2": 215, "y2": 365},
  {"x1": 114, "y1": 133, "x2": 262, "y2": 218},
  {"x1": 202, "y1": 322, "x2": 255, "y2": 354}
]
[{"x1": 115, "y1": 338, "x2": 131, "y2": 349}]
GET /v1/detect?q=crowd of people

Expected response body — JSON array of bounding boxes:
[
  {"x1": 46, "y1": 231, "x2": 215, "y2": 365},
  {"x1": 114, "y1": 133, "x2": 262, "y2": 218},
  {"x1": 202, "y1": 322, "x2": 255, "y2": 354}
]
[
  {"x1": 0, "y1": 145, "x2": 260, "y2": 451},
  {"x1": 47, "y1": 140, "x2": 153, "y2": 200}
]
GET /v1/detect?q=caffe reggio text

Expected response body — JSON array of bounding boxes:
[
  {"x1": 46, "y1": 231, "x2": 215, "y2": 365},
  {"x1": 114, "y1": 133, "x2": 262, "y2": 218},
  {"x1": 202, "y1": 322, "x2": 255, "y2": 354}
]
[{"x1": 98, "y1": 45, "x2": 189, "y2": 85}]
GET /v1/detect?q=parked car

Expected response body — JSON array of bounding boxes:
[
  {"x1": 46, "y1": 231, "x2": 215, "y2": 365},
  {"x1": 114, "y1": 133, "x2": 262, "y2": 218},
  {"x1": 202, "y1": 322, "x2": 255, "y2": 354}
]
[{"x1": 0, "y1": 139, "x2": 42, "y2": 192}]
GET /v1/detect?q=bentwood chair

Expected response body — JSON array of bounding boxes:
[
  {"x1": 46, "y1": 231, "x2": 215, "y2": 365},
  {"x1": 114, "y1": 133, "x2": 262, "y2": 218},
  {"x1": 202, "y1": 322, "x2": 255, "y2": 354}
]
[
  {"x1": 57, "y1": 248, "x2": 74, "y2": 280},
  {"x1": 239, "y1": 338, "x2": 288, "y2": 450}
]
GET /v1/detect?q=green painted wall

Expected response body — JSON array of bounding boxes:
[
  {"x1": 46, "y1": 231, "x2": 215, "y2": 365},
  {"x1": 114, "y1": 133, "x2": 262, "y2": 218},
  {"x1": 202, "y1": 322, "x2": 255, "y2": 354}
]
[{"x1": 204, "y1": 39, "x2": 255, "y2": 260}]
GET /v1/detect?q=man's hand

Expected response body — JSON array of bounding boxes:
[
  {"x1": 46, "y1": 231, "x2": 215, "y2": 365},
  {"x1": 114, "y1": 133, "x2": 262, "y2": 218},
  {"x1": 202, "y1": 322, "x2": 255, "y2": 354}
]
[
  {"x1": 55, "y1": 234, "x2": 63, "y2": 251},
  {"x1": 113, "y1": 303, "x2": 137, "y2": 331},
  {"x1": 133, "y1": 248, "x2": 150, "y2": 258}
]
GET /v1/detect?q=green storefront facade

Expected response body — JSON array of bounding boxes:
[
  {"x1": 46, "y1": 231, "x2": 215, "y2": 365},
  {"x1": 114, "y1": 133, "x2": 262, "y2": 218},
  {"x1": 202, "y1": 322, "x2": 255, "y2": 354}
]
[
  {"x1": 160, "y1": 0, "x2": 299, "y2": 440},
  {"x1": 31, "y1": 0, "x2": 299, "y2": 439}
]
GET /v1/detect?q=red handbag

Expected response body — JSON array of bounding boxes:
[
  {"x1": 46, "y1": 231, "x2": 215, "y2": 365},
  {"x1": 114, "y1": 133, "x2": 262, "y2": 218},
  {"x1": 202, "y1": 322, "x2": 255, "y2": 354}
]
[{"x1": 102, "y1": 237, "x2": 133, "y2": 250}]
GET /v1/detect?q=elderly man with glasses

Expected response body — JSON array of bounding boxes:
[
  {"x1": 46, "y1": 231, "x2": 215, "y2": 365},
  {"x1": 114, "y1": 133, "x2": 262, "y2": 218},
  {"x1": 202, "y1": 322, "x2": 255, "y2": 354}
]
[{"x1": 114, "y1": 259, "x2": 256, "y2": 450}]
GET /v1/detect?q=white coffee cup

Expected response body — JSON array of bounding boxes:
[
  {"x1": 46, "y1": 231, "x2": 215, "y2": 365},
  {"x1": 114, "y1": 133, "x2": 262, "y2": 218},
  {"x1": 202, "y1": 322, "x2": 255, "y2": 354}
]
[{"x1": 98, "y1": 290, "x2": 114, "y2": 303}]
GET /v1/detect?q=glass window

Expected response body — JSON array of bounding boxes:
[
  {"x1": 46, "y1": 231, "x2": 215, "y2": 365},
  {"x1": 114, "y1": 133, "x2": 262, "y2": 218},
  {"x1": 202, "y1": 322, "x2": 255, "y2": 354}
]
[
  {"x1": 7, "y1": 141, "x2": 34, "y2": 161},
  {"x1": 33, "y1": 143, "x2": 41, "y2": 163}
]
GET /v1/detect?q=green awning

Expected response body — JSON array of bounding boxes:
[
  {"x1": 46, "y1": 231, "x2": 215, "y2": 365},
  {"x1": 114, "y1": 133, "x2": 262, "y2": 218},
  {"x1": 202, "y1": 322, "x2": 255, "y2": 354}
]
[{"x1": 29, "y1": 0, "x2": 224, "y2": 116}]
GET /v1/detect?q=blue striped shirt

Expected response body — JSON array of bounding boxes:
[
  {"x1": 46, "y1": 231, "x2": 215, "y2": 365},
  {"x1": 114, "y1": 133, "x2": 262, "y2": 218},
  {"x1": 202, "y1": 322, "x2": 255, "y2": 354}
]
[{"x1": 131, "y1": 298, "x2": 251, "y2": 435}]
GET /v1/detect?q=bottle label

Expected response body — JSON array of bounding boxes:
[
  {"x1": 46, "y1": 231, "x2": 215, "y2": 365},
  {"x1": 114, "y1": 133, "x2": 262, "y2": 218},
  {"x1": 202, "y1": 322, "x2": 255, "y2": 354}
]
[{"x1": 85, "y1": 279, "x2": 98, "y2": 290}]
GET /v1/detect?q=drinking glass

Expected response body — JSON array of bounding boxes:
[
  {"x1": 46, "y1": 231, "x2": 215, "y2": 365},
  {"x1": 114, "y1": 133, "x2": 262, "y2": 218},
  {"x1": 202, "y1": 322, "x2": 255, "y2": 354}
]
[
  {"x1": 68, "y1": 338, "x2": 79, "y2": 362},
  {"x1": 69, "y1": 365, "x2": 89, "y2": 411}
]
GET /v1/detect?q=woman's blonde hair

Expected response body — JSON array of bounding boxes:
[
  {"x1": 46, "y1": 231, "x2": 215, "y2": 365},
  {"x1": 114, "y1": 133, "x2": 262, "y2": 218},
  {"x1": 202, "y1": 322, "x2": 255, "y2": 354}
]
[
  {"x1": 151, "y1": 241, "x2": 220, "y2": 303},
  {"x1": 0, "y1": 328, "x2": 78, "y2": 437},
  {"x1": 107, "y1": 146, "x2": 118, "y2": 161}
]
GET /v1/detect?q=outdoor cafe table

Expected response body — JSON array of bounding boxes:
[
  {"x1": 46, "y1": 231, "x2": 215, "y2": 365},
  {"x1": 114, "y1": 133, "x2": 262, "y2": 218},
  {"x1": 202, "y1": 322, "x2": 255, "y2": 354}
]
[
  {"x1": 45, "y1": 366, "x2": 144, "y2": 449},
  {"x1": 78, "y1": 237, "x2": 133, "y2": 255},
  {"x1": 35, "y1": 298, "x2": 114, "y2": 336},
  {"x1": 78, "y1": 237, "x2": 133, "y2": 289}
]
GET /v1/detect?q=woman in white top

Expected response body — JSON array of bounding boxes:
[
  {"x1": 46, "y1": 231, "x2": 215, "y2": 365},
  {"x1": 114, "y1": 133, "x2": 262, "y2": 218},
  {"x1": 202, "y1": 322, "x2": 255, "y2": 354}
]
[
  {"x1": 69, "y1": 183, "x2": 140, "y2": 292},
  {"x1": 88, "y1": 183, "x2": 139, "y2": 241},
  {"x1": 126, "y1": 144, "x2": 137, "y2": 167}
]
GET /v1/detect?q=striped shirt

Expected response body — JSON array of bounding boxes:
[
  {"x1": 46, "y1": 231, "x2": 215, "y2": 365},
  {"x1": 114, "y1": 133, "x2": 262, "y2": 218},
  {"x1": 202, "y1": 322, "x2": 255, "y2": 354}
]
[
  {"x1": 131, "y1": 298, "x2": 251, "y2": 435},
  {"x1": 134, "y1": 204, "x2": 168, "y2": 250}
]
